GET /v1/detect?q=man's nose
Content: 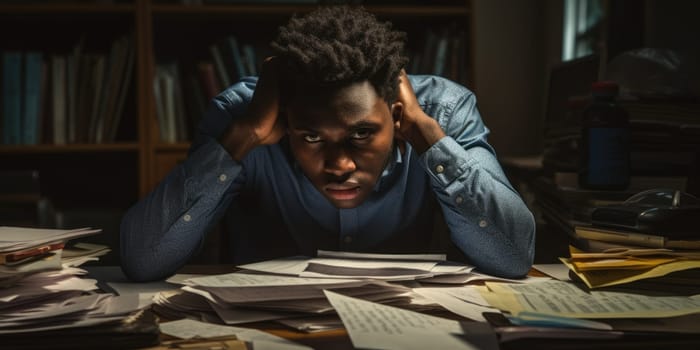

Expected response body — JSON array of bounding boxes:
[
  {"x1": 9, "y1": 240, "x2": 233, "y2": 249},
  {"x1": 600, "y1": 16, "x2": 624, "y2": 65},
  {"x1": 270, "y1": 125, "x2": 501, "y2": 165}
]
[{"x1": 323, "y1": 146, "x2": 357, "y2": 177}]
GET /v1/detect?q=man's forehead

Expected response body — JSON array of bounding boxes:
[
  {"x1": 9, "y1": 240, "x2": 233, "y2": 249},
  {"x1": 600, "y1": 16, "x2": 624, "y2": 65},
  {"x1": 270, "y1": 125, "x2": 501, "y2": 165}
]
[{"x1": 288, "y1": 82, "x2": 389, "y2": 127}]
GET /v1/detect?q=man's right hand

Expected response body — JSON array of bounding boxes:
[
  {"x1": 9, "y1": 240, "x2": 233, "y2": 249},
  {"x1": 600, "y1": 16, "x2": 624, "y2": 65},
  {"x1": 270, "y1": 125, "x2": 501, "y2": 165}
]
[{"x1": 219, "y1": 57, "x2": 286, "y2": 161}]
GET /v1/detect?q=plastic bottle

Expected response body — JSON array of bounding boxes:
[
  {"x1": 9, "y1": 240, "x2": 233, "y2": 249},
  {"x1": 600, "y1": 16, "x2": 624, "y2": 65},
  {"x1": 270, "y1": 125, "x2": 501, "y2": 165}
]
[{"x1": 578, "y1": 81, "x2": 630, "y2": 190}]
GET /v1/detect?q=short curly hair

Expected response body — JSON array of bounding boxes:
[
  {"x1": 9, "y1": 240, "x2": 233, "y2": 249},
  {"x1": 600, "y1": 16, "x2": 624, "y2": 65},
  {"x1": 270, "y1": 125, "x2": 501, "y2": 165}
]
[{"x1": 271, "y1": 6, "x2": 408, "y2": 104}]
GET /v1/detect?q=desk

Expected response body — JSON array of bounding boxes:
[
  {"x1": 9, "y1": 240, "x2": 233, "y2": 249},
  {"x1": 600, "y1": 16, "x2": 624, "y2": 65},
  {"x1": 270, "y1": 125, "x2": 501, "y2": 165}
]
[{"x1": 85, "y1": 265, "x2": 700, "y2": 350}]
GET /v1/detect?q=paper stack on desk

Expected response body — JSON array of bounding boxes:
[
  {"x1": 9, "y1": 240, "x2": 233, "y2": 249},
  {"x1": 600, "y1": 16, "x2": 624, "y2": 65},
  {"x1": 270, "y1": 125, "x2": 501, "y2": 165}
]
[
  {"x1": 560, "y1": 244, "x2": 700, "y2": 290},
  {"x1": 0, "y1": 226, "x2": 103, "y2": 286},
  {"x1": 153, "y1": 251, "x2": 482, "y2": 326},
  {"x1": 0, "y1": 226, "x2": 158, "y2": 349},
  {"x1": 237, "y1": 250, "x2": 474, "y2": 281}
]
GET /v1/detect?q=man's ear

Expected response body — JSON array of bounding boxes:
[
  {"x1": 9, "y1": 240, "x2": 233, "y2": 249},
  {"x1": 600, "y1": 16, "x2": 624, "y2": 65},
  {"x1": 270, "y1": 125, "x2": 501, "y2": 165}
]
[{"x1": 390, "y1": 102, "x2": 403, "y2": 129}]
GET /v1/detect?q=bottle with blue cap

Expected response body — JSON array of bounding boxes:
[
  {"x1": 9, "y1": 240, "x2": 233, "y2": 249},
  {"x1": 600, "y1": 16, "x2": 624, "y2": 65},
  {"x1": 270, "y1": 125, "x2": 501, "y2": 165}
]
[{"x1": 578, "y1": 81, "x2": 630, "y2": 190}]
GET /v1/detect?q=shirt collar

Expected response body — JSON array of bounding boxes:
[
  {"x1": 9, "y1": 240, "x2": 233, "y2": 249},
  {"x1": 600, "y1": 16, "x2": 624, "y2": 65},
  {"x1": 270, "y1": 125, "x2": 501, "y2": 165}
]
[{"x1": 374, "y1": 144, "x2": 403, "y2": 192}]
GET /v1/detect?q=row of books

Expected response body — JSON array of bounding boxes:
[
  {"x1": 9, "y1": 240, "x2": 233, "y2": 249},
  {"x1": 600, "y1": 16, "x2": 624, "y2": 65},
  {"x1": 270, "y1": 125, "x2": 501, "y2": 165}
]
[
  {"x1": 152, "y1": 28, "x2": 469, "y2": 143},
  {"x1": 407, "y1": 25, "x2": 468, "y2": 84},
  {"x1": 0, "y1": 35, "x2": 134, "y2": 146}
]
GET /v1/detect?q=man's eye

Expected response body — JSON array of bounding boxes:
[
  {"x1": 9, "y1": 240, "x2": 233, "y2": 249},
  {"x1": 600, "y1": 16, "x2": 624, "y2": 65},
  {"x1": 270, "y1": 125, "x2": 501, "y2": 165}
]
[
  {"x1": 351, "y1": 129, "x2": 372, "y2": 140},
  {"x1": 303, "y1": 134, "x2": 322, "y2": 143}
]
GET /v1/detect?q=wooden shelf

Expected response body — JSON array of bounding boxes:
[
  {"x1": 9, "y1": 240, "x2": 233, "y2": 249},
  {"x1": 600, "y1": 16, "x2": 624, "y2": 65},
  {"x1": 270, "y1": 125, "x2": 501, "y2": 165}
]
[
  {"x1": 0, "y1": 3, "x2": 135, "y2": 14},
  {"x1": 154, "y1": 143, "x2": 190, "y2": 152},
  {"x1": 0, "y1": 143, "x2": 140, "y2": 154},
  {"x1": 150, "y1": 4, "x2": 469, "y2": 17}
]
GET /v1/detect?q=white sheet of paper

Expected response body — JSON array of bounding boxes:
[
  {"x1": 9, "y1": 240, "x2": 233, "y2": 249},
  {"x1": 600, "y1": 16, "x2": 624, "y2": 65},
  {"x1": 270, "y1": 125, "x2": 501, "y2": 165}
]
[
  {"x1": 165, "y1": 274, "x2": 204, "y2": 285},
  {"x1": 324, "y1": 290, "x2": 479, "y2": 350},
  {"x1": 108, "y1": 280, "x2": 180, "y2": 308},
  {"x1": 159, "y1": 319, "x2": 312, "y2": 350},
  {"x1": 0, "y1": 226, "x2": 101, "y2": 251},
  {"x1": 413, "y1": 287, "x2": 499, "y2": 322},
  {"x1": 308, "y1": 257, "x2": 438, "y2": 271},
  {"x1": 484, "y1": 280, "x2": 700, "y2": 318},
  {"x1": 185, "y1": 272, "x2": 361, "y2": 288},
  {"x1": 237, "y1": 256, "x2": 310, "y2": 276},
  {"x1": 533, "y1": 263, "x2": 572, "y2": 281},
  {"x1": 317, "y1": 250, "x2": 446, "y2": 261}
]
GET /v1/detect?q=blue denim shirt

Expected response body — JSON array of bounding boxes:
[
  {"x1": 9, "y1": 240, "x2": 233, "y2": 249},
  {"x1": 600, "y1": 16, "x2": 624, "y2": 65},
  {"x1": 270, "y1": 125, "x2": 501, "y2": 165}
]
[{"x1": 120, "y1": 75, "x2": 535, "y2": 281}]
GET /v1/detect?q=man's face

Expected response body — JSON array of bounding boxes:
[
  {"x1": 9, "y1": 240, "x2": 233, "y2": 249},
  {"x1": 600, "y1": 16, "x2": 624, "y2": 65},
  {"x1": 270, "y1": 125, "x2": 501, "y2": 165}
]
[{"x1": 286, "y1": 81, "x2": 397, "y2": 209}]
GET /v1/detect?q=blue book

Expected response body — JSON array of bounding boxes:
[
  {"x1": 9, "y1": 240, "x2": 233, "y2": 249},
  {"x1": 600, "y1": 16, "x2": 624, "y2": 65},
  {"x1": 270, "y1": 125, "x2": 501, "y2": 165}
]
[
  {"x1": 23, "y1": 52, "x2": 43, "y2": 145},
  {"x1": 2, "y1": 51, "x2": 23, "y2": 145},
  {"x1": 225, "y1": 36, "x2": 247, "y2": 79}
]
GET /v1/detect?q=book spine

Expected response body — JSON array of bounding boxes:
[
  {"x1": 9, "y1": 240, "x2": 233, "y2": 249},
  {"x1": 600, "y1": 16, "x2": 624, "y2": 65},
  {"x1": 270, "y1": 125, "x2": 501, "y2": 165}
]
[
  {"x1": 2, "y1": 51, "x2": 23, "y2": 145},
  {"x1": 226, "y1": 36, "x2": 247, "y2": 79},
  {"x1": 210, "y1": 44, "x2": 232, "y2": 88},
  {"x1": 51, "y1": 55, "x2": 67, "y2": 145},
  {"x1": 23, "y1": 52, "x2": 43, "y2": 145}
]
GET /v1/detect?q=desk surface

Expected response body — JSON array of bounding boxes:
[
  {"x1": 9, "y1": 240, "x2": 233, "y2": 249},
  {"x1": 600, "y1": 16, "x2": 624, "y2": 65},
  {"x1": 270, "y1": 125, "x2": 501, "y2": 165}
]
[{"x1": 84, "y1": 265, "x2": 700, "y2": 350}]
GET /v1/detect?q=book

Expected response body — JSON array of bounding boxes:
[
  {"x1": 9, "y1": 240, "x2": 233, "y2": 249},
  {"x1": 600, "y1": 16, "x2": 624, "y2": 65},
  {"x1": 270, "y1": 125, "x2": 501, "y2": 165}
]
[
  {"x1": 22, "y1": 52, "x2": 43, "y2": 145},
  {"x1": 106, "y1": 37, "x2": 135, "y2": 142},
  {"x1": 574, "y1": 225, "x2": 700, "y2": 250},
  {"x1": 86, "y1": 55, "x2": 106, "y2": 144},
  {"x1": 241, "y1": 43, "x2": 257, "y2": 76},
  {"x1": 51, "y1": 55, "x2": 67, "y2": 145},
  {"x1": 225, "y1": 35, "x2": 247, "y2": 79},
  {"x1": 95, "y1": 36, "x2": 128, "y2": 143},
  {"x1": 196, "y1": 61, "x2": 221, "y2": 102},
  {"x1": 66, "y1": 37, "x2": 85, "y2": 144},
  {"x1": 2, "y1": 51, "x2": 23, "y2": 145},
  {"x1": 209, "y1": 44, "x2": 231, "y2": 88}
]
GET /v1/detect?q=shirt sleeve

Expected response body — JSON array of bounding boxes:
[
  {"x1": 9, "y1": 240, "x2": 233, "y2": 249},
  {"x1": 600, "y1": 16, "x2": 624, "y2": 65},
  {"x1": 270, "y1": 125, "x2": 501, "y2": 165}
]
[
  {"x1": 419, "y1": 89, "x2": 536, "y2": 278},
  {"x1": 119, "y1": 78, "x2": 256, "y2": 282}
]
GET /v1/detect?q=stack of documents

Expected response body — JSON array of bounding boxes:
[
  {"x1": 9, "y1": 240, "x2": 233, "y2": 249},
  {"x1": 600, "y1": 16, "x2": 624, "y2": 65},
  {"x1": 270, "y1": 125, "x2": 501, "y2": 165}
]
[
  {"x1": 237, "y1": 250, "x2": 474, "y2": 281},
  {"x1": 560, "y1": 245, "x2": 700, "y2": 290},
  {"x1": 0, "y1": 226, "x2": 102, "y2": 286},
  {"x1": 155, "y1": 271, "x2": 422, "y2": 325},
  {"x1": 153, "y1": 251, "x2": 550, "y2": 331},
  {"x1": 0, "y1": 227, "x2": 158, "y2": 349},
  {"x1": 153, "y1": 251, "x2": 475, "y2": 326},
  {"x1": 478, "y1": 279, "x2": 700, "y2": 335}
]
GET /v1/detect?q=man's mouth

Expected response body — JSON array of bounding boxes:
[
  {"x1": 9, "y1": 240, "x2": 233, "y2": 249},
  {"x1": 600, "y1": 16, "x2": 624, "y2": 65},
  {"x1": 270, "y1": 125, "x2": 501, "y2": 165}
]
[{"x1": 325, "y1": 185, "x2": 361, "y2": 201}]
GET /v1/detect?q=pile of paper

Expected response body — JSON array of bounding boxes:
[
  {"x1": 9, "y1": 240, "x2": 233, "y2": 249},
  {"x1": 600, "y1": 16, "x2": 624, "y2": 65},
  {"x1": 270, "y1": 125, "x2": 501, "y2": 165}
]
[
  {"x1": 0, "y1": 226, "x2": 153, "y2": 347},
  {"x1": 0, "y1": 267, "x2": 143, "y2": 334},
  {"x1": 154, "y1": 271, "x2": 424, "y2": 324},
  {"x1": 159, "y1": 318, "x2": 313, "y2": 350},
  {"x1": 0, "y1": 226, "x2": 103, "y2": 286},
  {"x1": 153, "y1": 251, "x2": 482, "y2": 326},
  {"x1": 479, "y1": 279, "x2": 700, "y2": 330},
  {"x1": 560, "y1": 245, "x2": 700, "y2": 289},
  {"x1": 237, "y1": 250, "x2": 474, "y2": 281}
]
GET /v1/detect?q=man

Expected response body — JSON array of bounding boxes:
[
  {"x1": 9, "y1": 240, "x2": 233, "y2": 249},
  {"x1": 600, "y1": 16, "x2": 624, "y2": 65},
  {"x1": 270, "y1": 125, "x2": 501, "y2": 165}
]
[{"x1": 120, "y1": 6, "x2": 535, "y2": 282}]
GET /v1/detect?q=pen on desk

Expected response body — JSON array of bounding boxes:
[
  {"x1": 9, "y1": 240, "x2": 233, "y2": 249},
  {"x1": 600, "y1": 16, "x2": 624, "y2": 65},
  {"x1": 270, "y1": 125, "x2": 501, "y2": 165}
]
[{"x1": 0, "y1": 242, "x2": 65, "y2": 264}]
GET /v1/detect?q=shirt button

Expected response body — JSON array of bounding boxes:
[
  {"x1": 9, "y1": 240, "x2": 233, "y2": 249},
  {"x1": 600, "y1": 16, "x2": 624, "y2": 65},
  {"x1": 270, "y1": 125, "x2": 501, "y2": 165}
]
[
  {"x1": 183, "y1": 214, "x2": 192, "y2": 222},
  {"x1": 479, "y1": 220, "x2": 488, "y2": 228},
  {"x1": 344, "y1": 236, "x2": 353, "y2": 244},
  {"x1": 435, "y1": 165, "x2": 445, "y2": 173},
  {"x1": 218, "y1": 174, "x2": 227, "y2": 182},
  {"x1": 455, "y1": 196, "x2": 464, "y2": 204}
]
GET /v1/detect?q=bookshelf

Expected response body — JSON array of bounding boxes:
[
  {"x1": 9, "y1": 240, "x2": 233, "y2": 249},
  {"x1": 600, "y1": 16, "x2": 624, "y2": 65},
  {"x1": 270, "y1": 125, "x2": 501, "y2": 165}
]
[{"x1": 0, "y1": 0, "x2": 473, "y2": 259}]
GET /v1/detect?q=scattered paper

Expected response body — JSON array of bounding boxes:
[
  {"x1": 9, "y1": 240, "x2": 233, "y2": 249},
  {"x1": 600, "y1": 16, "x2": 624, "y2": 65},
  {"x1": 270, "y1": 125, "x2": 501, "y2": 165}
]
[
  {"x1": 481, "y1": 279, "x2": 700, "y2": 318},
  {"x1": 324, "y1": 290, "x2": 482, "y2": 350},
  {"x1": 159, "y1": 319, "x2": 312, "y2": 350},
  {"x1": 533, "y1": 264, "x2": 572, "y2": 281},
  {"x1": 413, "y1": 287, "x2": 499, "y2": 322}
]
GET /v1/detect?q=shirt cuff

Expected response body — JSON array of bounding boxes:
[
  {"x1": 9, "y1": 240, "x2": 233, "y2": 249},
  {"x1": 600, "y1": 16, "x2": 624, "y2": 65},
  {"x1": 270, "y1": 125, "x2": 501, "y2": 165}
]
[
  {"x1": 183, "y1": 137, "x2": 242, "y2": 202},
  {"x1": 419, "y1": 136, "x2": 473, "y2": 187}
]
